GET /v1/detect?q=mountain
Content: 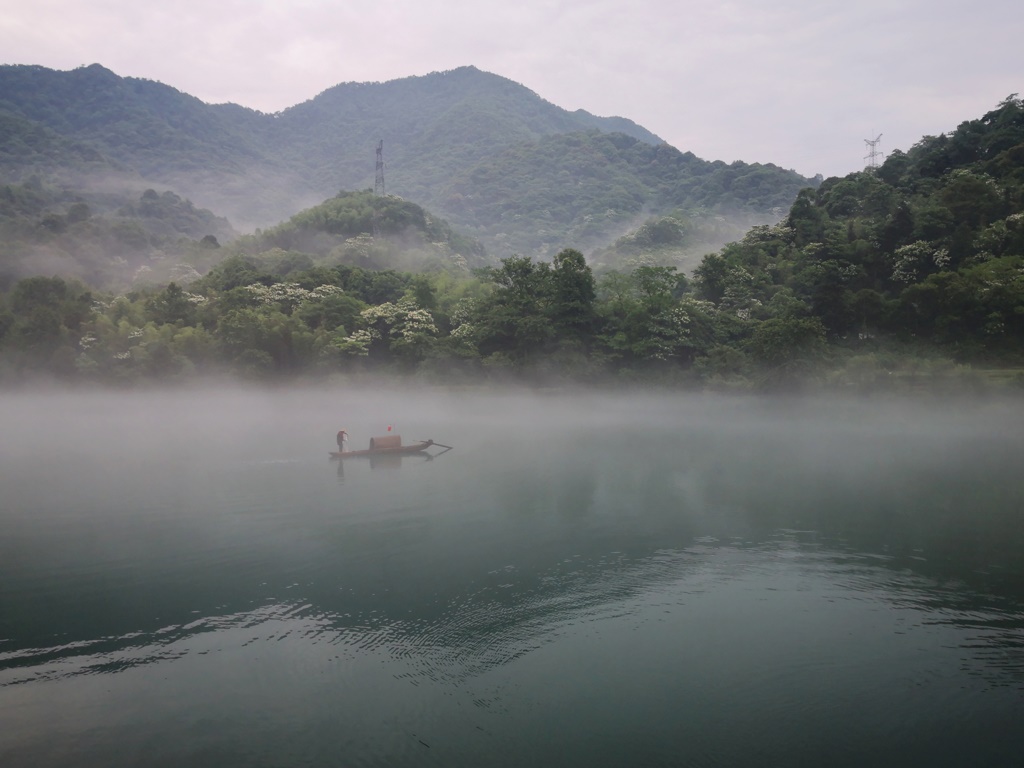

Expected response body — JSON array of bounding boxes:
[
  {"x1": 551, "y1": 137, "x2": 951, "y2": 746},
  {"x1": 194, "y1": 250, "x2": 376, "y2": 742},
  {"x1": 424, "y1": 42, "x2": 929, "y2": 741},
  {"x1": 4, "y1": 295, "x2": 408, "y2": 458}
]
[
  {"x1": 0, "y1": 64, "x2": 311, "y2": 227},
  {"x1": 439, "y1": 131, "x2": 810, "y2": 262},
  {"x1": 0, "y1": 63, "x2": 817, "y2": 261},
  {"x1": 232, "y1": 190, "x2": 488, "y2": 274},
  {"x1": 4, "y1": 97, "x2": 1021, "y2": 387},
  {"x1": 270, "y1": 66, "x2": 663, "y2": 191}
]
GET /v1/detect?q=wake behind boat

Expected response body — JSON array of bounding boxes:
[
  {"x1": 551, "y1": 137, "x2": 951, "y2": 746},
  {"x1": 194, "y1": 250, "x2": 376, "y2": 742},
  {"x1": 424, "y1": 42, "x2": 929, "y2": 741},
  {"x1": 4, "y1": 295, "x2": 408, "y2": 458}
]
[{"x1": 330, "y1": 434, "x2": 452, "y2": 459}]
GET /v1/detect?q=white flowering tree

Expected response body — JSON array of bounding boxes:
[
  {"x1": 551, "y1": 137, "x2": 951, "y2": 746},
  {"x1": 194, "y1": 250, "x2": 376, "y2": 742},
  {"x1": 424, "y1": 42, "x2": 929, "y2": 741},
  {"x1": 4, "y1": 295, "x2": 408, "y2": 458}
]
[
  {"x1": 76, "y1": 317, "x2": 196, "y2": 381},
  {"x1": 242, "y1": 282, "x2": 345, "y2": 314},
  {"x1": 598, "y1": 266, "x2": 715, "y2": 366},
  {"x1": 891, "y1": 241, "x2": 951, "y2": 284},
  {"x1": 441, "y1": 297, "x2": 483, "y2": 359},
  {"x1": 355, "y1": 298, "x2": 438, "y2": 364}
]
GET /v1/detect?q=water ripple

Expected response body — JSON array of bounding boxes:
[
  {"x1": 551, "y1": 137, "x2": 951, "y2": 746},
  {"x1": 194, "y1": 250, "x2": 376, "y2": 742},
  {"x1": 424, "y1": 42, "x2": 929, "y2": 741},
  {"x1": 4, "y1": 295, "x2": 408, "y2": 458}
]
[{"x1": 4, "y1": 537, "x2": 1023, "y2": 705}]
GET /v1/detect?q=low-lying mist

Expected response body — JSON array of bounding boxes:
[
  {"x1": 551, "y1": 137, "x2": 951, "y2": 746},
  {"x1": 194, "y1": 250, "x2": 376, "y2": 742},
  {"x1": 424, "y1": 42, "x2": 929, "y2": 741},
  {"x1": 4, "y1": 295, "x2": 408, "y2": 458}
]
[
  {"x1": 3, "y1": 383, "x2": 1020, "y2": 463},
  {"x1": 3, "y1": 386, "x2": 1019, "y2": 608},
  {"x1": 3, "y1": 385, "x2": 1022, "y2": 766},
  {"x1": 4, "y1": 384, "x2": 1022, "y2": 667},
  {"x1": 4, "y1": 385, "x2": 1021, "y2": 534}
]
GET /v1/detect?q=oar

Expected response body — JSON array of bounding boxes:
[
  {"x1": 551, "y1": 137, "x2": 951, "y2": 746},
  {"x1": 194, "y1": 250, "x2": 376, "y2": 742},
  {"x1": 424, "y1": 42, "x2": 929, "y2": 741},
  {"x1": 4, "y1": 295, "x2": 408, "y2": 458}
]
[{"x1": 417, "y1": 440, "x2": 454, "y2": 453}]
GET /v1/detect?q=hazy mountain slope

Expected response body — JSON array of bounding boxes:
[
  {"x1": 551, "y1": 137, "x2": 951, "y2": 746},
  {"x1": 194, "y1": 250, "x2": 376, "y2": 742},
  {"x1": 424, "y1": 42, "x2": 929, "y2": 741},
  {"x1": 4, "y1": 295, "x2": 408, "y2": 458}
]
[
  {"x1": 271, "y1": 66, "x2": 663, "y2": 194},
  {"x1": 438, "y1": 132, "x2": 812, "y2": 257},
  {"x1": 0, "y1": 178, "x2": 237, "y2": 290},
  {"x1": 590, "y1": 210, "x2": 784, "y2": 275},
  {"x1": 0, "y1": 63, "x2": 817, "y2": 260},
  {"x1": 229, "y1": 190, "x2": 488, "y2": 274},
  {"x1": 0, "y1": 110, "x2": 115, "y2": 173},
  {"x1": 0, "y1": 64, "x2": 269, "y2": 172},
  {"x1": 0, "y1": 64, "x2": 313, "y2": 227}
]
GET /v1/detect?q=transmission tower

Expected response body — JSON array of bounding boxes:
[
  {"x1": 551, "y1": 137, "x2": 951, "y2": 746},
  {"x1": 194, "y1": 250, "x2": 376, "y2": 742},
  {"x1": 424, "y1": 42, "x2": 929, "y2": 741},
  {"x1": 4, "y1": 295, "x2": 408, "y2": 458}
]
[
  {"x1": 864, "y1": 133, "x2": 883, "y2": 170},
  {"x1": 374, "y1": 140, "x2": 385, "y2": 195},
  {"x1": 372, "y1": 139, "x2": 384, "y2": 238}
]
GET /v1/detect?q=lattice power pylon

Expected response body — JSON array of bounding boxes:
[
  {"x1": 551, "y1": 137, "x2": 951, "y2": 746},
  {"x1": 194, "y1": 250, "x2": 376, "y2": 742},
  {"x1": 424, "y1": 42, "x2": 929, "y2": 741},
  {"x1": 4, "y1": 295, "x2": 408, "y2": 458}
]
[
  {"x1": 372, "y1": 139, "x2": 384, "y2": 238},
  {"x1": 374, "y1": 140, "x2": 385, "y2": 196},
  {"x1": 864, "y1": 134, "x2": 883, "y2": 170}
]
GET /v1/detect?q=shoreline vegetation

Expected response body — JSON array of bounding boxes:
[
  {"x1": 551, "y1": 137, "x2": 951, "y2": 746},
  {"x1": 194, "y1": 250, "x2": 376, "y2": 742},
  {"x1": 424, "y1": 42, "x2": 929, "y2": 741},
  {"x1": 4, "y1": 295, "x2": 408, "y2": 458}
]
[
  {"x1": 2, "y1": 96, "x2": 1023, "y2": 394},
  {"x1": 0, "y1": 256, "x2": 1020, "y2": 394}
]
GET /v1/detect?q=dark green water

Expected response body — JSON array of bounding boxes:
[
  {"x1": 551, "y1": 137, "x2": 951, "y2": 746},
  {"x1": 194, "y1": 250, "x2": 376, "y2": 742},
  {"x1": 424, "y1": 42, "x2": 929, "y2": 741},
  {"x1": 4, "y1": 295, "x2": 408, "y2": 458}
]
[{"x1": 2, "y1": 389, "x2": 1023, "y2": 767}]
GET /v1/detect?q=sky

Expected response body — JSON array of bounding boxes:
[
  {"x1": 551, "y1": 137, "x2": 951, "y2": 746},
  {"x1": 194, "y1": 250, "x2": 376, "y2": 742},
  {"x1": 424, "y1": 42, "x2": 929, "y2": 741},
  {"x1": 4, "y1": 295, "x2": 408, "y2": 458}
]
[{"x1": 1, "y1": 0, "x2": 1021, "y2": 180}]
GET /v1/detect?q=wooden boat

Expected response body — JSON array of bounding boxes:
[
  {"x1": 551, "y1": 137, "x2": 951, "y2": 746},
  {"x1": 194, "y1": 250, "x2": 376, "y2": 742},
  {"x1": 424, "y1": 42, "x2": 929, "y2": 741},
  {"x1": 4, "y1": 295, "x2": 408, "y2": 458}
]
[{"x1": 329, "y1": 435, "x2": 451, "y2": 459}]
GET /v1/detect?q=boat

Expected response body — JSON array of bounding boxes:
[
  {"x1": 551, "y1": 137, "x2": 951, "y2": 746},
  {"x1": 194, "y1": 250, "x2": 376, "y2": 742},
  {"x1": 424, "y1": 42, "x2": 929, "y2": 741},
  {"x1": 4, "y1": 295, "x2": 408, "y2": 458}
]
[{"x1": 329, "y1": 434, "x2": 452, "y2": 459}]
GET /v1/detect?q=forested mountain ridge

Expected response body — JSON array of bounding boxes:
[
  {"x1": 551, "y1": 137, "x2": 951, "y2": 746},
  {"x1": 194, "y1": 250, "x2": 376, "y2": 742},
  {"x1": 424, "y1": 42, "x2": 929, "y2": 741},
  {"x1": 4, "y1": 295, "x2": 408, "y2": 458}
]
[
  {"x1": 443, "y1": 131, "x2": 808, "y2": 262},
  {"x1": 0, "y1": 178, "x2": 479, "y2": 291},
  {"x1": 270, "y1": 65, "x2": 663, "y2": 188},
  {"x1": 0, "y1": 63, "x2": 817, "y2": 257},
  {"x1": 0, "y1": 64, "x2": 312, "y2": 227},
  {"x1": 231, "y1": 190, "x2": 488, "y2": 274},
  {"x1": 1, "y1": 96, "x2": 1022, "y2": 390},
  {"x1": 689, "y1": 94, "x2": 1024, "y2": 382}
]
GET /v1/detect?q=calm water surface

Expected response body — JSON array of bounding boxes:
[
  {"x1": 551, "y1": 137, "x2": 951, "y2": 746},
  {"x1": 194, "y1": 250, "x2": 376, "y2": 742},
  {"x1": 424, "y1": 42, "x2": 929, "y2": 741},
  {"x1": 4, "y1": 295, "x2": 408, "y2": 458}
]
[{"x1": 1, "y1": 388, "x2": 1022, "y2": 767}]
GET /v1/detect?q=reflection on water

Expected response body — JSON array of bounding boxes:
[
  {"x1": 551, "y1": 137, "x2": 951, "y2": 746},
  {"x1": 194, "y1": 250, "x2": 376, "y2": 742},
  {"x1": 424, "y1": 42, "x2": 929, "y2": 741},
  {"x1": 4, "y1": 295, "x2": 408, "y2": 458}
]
[{"x1": 1, "y1": 390, "x2": 1023, "y2": 767}]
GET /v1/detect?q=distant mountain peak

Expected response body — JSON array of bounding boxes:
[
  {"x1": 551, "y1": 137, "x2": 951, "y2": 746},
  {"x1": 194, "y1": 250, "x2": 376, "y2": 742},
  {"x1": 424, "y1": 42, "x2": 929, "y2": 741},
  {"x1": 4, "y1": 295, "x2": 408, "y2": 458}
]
[{"x1": 0, "y1": 61, "x2": 816, "y2": 257}]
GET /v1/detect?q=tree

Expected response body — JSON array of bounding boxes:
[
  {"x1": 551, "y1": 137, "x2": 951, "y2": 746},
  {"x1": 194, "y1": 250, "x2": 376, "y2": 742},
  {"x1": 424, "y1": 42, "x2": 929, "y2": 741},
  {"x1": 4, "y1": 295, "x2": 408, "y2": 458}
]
[
  {"x1": 66, "y1": 202, "x2": 91, "y2": 223},
  {"x1": 294, "y1": 292, "x2": 366, "y2": 333},
  {"x1": 598, "y1": 265, "x2": 709, "y2": 368},
  {"x1": 941, "y1": 169, "x2": 1004, "y2": 231},
  {"x1": 357, "y1": 299, "x2": 438, "y2": 365},
  {"x1": 216, "y1": 308, "x2": 312, "y2": 374},
  {"x1": 5, "y1": 276, "x2": 92, "y2": 366},
  {"x1": 146, "y1": 282, "x2": 196, "y2": 326},
  {"x1": 746, "y1": 315, "x2": 828, "y2": 388},
  {"x1": 694, "y1": 253, "x2": 730, "y2": 304},
  {"x1": 472, "y1": 256, "x2": 556, "y2": 365},
  {"x1": 550, "y1": 248, "x2": 596, "y2": 342}
]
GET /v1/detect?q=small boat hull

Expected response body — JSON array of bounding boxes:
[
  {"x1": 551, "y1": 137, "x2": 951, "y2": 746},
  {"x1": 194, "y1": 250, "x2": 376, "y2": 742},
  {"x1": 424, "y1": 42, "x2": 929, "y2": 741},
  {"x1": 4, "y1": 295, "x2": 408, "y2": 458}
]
[{"x1": 330, "y1": 440, "x2": 434, "y2": 459}]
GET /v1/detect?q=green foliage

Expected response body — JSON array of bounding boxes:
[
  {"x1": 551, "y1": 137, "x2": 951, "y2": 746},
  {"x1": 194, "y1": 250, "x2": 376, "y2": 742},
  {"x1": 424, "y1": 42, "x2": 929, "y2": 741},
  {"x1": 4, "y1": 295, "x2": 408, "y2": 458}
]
[
  {"x1": 746, "y1": 315, "x2": 829, "y2": 387},
  {"x1": 235, "y1": 191, "x2": 487, "y2": 272},
  {"x1": 590, "y1": 210, "x2": 777, "y2": 276},
  {"x1": 3, "y1": 89, "x2": 1024, "y2": 389},
  {"x1": 597, "y1": 265, "x2": 715, "y2": 369},
  {"x1": 469, "y1": 256, "x2": 557, "y2": 365},
  {"x1": 439, "y1": 131, "x2": 815, "y2": 258},
  {"x1": 145, "y1": 282, "x2": 197, "y2": 326},
  {"x1": 550, "y1": 249, "x2": 597, "y2": 340},
  {"x1": 687, "y1": 95, "x2": 1024, "y2": 372}
]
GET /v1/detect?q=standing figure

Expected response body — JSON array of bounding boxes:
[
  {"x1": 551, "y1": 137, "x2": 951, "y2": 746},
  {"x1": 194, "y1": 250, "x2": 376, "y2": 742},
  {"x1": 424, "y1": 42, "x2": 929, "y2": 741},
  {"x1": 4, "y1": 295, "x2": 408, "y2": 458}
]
[{"x1": 337, "y1": 429, "x2": 348, "y2": 453}]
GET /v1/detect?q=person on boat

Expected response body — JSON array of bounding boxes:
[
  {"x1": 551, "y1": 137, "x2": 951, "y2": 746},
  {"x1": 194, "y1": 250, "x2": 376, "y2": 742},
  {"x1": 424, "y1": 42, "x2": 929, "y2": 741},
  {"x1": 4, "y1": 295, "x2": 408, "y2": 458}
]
[{"x1": 336, "y1": 429, "x2": 348, "y2": 453}]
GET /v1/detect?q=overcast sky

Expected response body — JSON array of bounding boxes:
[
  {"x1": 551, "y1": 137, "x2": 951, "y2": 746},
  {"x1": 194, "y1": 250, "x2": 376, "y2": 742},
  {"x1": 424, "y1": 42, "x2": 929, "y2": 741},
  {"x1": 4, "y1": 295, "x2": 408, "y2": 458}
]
[{"x1": 1, "y1": 0, "x2": 1020, "y2": 179}]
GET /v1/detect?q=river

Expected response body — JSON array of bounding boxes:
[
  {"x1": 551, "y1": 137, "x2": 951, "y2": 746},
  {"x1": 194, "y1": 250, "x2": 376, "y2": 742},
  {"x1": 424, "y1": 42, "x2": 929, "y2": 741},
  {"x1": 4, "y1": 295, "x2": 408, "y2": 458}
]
[{"x1": 1, "y1": 387, "x2": 1022, "y2": 767}]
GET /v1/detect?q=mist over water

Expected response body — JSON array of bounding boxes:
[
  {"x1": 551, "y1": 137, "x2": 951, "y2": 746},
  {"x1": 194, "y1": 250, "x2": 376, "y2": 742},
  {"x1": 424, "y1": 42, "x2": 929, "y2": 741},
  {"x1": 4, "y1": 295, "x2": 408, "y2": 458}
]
[{"x1": 2, "y1": 387, "x2": 1023, "y2": 767}]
